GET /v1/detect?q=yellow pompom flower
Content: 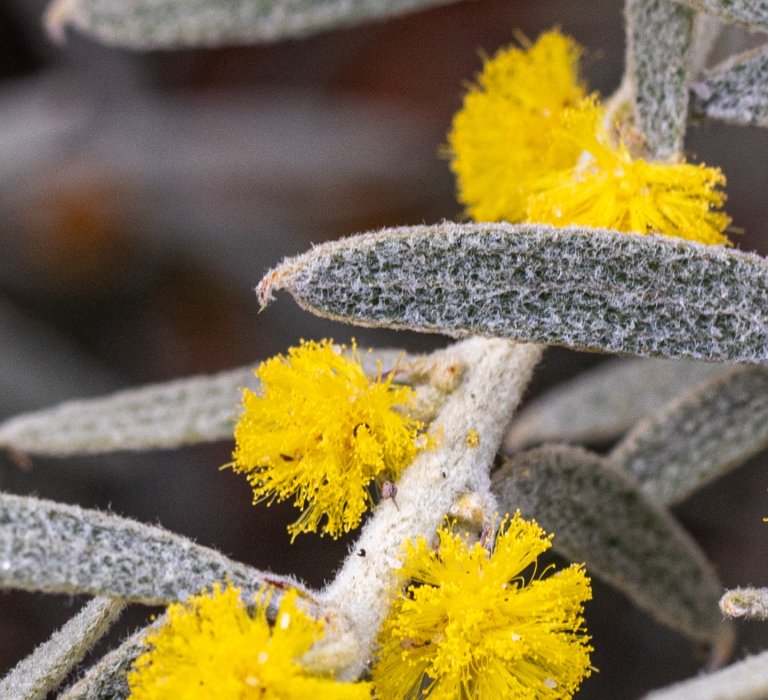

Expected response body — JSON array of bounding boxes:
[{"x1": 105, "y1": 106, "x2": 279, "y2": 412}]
[
  {"x1": 526, "y1": 99, "x2": 731, "y2": 245},
  {"x1": 449, "y1": 30, "x2": 586, "y2": 222},
  {"x1": 372, "y1": 513, "x2": 593, "y2": 699},
  {"x1": 127, "y1": 584, "x2": 370, "y2": 699},
  {"x1": 231, "y1": 339, "x2": 423, "y2": 539},
  {"x1": 448, "y1": 29, "x2": 731, "y2": 245}
]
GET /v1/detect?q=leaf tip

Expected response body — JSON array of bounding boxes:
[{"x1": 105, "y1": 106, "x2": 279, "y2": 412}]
[
  {"x1": 256, "y1": 269, "x2": 279, "y2": 310},
  {"x1": 256, "y1": 258, "x2": 301, "y2": 310}
]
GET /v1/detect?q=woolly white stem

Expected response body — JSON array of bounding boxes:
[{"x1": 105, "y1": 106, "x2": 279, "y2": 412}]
[
  {"x1": 321, "y1": 337, "x2": 543, "y2": 678},
  {"x1": 644, "y1": 649, "x2": 768, "y2": 700}
]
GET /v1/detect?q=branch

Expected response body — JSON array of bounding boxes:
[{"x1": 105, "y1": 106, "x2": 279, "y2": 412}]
[{"x1": 322, "y1": 338, "x2": 543, "y2": 678}]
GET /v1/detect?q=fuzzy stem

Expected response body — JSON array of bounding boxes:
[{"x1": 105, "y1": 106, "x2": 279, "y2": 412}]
[
  {"x1": 321, "y1": 337, "x2": 543, "y2": 678},
  {"x1": 644, "y1": 649, "x2": 768, "y2": 700}
]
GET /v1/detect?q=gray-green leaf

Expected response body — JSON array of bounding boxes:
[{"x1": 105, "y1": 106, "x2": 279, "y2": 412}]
[
  {"x1": 691, "y1": 45, "x2": 768, "y2": 127},
  {"x1": 626, "y1": 0, "x2": 694, "y2": 158},
  {"x1": 0, "y1": 366, "x2": 254, "y2": 456},
  {"x1": 492, "y1": 445, "x2": 732, "y2": 649},
  {"x1": 611, "y1": 366, "x2": 768, "y2": 504},
  {"x1": 45, "y1": 0, "x2": 463, "y2": 49},
  {"x1": 504, "y1": 357, "x2": 723, "y2": 451},
  {"x1": 0, "y1": 348, "x2": 418, "y2": 457},
  {"x1": 0, "y1": 597, "x2": 124, "y2": 700},
  {"x1": 0, "y1": 492, "x2": 303, "y2": 604},
  {"x1": 259, "y1": 222, "x2": 768, "y2": 365},
  {"x1": 58, "y1": 624, "x2": 150, "y2": 700}
]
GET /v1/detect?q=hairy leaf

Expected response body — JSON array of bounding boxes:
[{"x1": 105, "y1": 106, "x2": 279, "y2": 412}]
[
  {"x1": 644, "y1": 649, "x2": 768, "y2": 700},
  {"x1": 0, "y1": 597, "x2": 124, "y2": 700},
  {"x1": 58, "y1": 624, "x2": 149, "y2": 700},
  {"x1": 611, "y1": 366, "x2": 768, "y2": 504},
  {"x1": 626, "y1": 0, "x2": 694, "y2": 158},
  {"x1": 492, "y1": 446, "x2": 732, "y2": 649},
  {"x1": 691, "y1": 45, "x2": 768, "y2": 127},
  {"x1": 45, "y1": 0, "x2": 462, "y2": 49},
  {"x1": 259, "y1": 222, "x2": 768, "y2": 364},
  {"x1": 0, "y1": 366, "x2": 253, "y2": 456},
  {"x1": 504, "y1": 357, "x2": 723, "y2": 451},
  {"x1": 0, "y1": 493, "x2": 303, "y2": 604},
  {"x1": 675, "y1": 0, "x2": 768, "y2": 31},
  {"x1": 0, "y1": 348, "x2": 416, "y2": 457}
]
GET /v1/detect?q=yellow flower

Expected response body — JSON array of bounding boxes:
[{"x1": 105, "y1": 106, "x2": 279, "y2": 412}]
[
  {"x1": 448, "y1": 29, "x2": 732, "y2": 245},
  {"x1": 127, "y1": 584, "x2": 370, "y2": 699},
  {"x1": 449, "y1": 30, "x2": 586, "y2": 222},
  {"x1": 372, "y1": 513, "x2": 593, "y2": 699},
  {"x1": 527, "y1": 99, "x2": 731, "y2": 245},
  {"x1": 230, "y1": 339, "x2": 423, "y2": 539}
]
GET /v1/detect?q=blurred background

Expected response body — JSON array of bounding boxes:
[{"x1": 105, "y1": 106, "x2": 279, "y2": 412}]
[{"x1": 0, "y1": 0, "x2": 767, "y2": 696}]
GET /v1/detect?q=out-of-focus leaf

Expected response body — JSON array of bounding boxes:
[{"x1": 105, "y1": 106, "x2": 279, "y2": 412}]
[
  {"x1": 611, "y1": 366, "x2": 768, "y2": 504},
  {"x1": 0, "y1": 597, "x2": 124, "y2": 700},
  {"x1": 0, "y1": 493, "x2": 303, "y2": 605},
  {"x1": 675, "y1": 0, "x2": 768, "y2": 31},
  {"x1": 503, "y1": 357, "x2": 723, "y2": 452},
  {"x1": 492, "y1": 446, "x2": 732, "y2": 650},
  {"x1": 0, "y1": 299, "x2": 119, "y2": 418},
  {"x1": 691, "y1": 45, "x2": 768, "y2": 127},
  {"x1": 644, "y1": 649, "x2": 768, "y2": 700},
  {"x1": 259, "y1": 222, "x2": 768, "y2": 365},
  {"x1": 45, "y1": 0, "x2": 463, "y2": 49},
  {"x1": 0, "y1": 76, "x2": 87, "y2": 185},
  {"x1": 626, "y1": 0, "x2": 694, "y2": 158}
]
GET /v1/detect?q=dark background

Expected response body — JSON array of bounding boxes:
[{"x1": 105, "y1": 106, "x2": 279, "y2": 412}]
[{"x1": 1, "y1": 0, "x2": 767, "y2": 696}]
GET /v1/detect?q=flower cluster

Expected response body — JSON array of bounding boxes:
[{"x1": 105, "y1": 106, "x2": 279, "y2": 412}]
[
  {"x1": 448, "y1": 30, "x2": 731, "y2": 245},
  {"x1": 230, "y1": 339, "x2": 423, "y2": 539},
  {"x1": 372, "y1": 513, "x2": 593, "y2": 699},
  {"x1": 127, "y1": 584, "x2": 370, "y2": 699}
]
